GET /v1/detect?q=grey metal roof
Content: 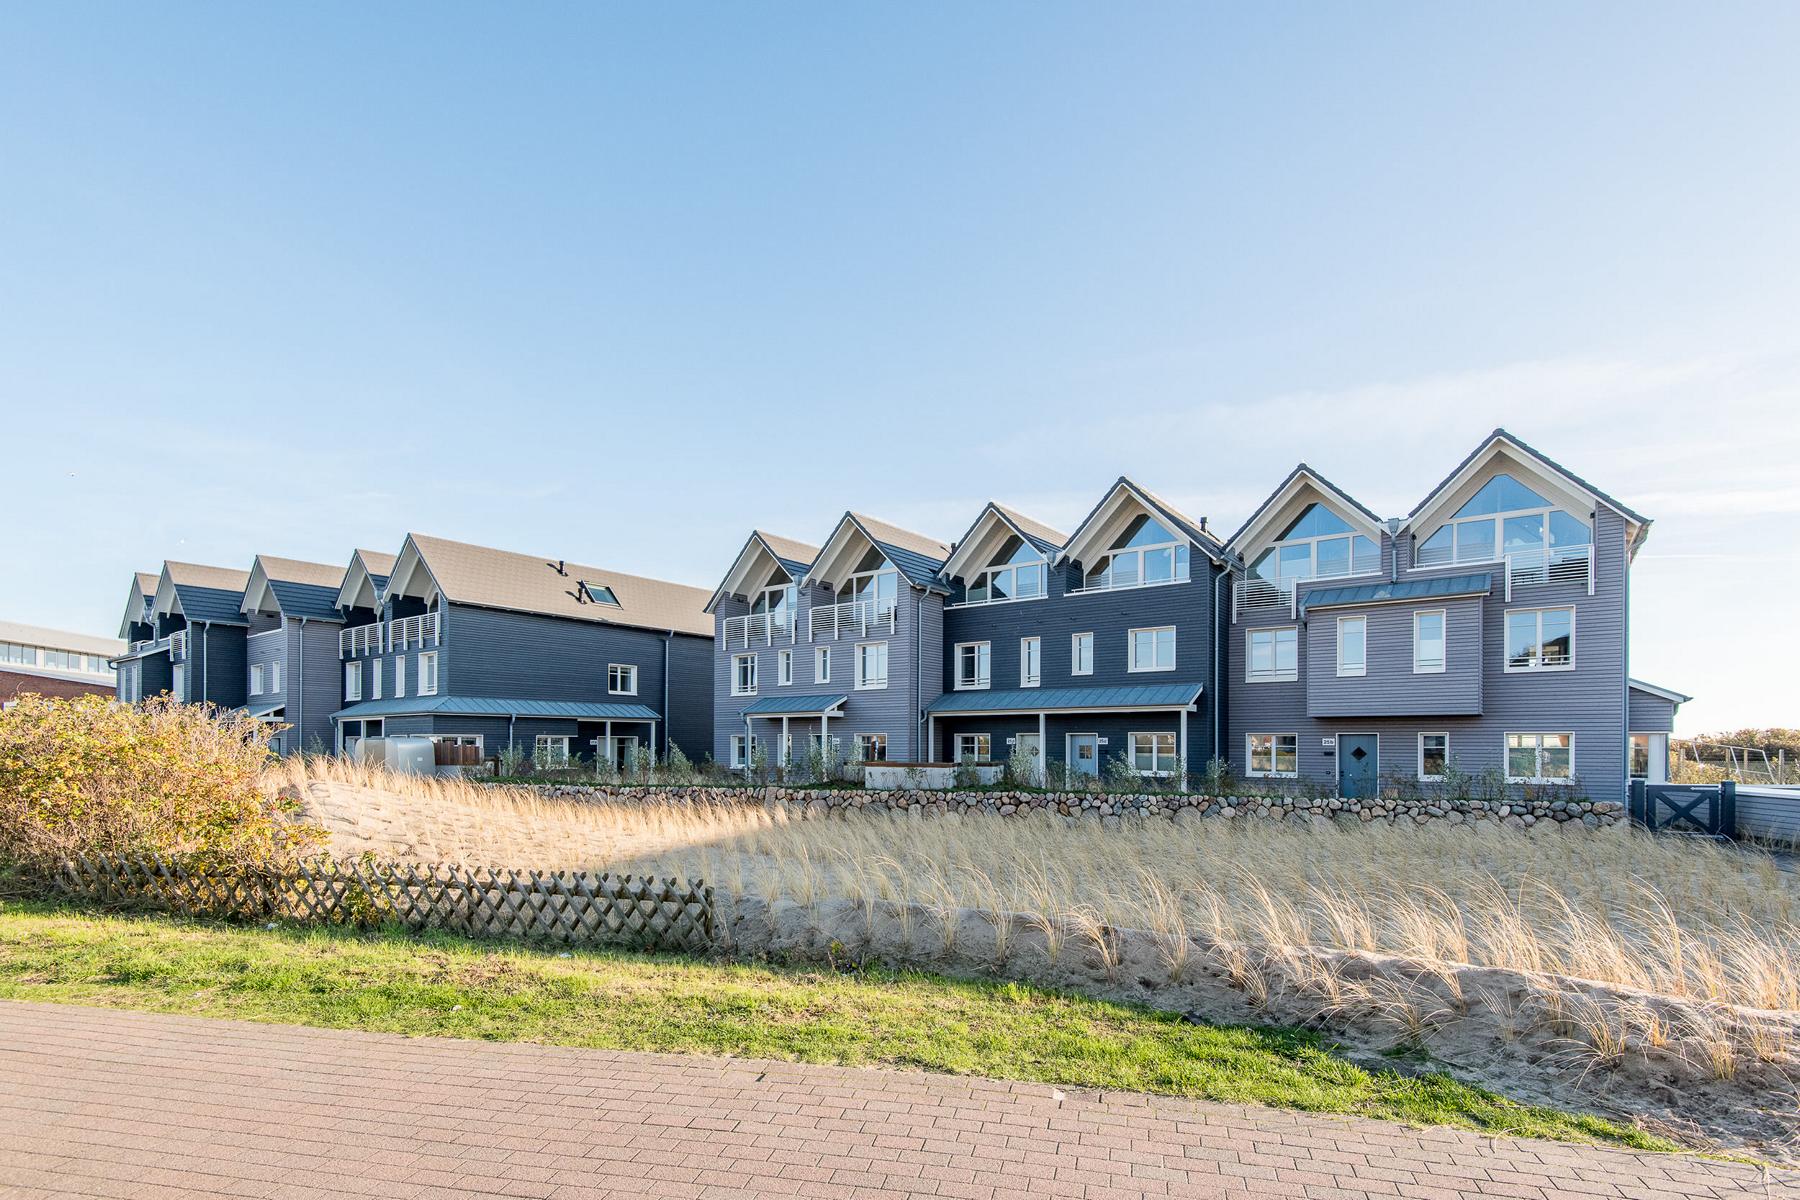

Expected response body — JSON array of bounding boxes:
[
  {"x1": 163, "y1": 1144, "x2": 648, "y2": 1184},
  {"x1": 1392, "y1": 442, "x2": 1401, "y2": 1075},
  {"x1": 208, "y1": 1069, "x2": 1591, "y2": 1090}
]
[
  {"x1": 1629, "y1": 678, "x2": 1693, "y2": 706},
  {"x1": 332, "y1": 695, "x2": 661, "y2": 722},
  {"x1": 163, "y1": 562, "x2": 251, "y2": 625},
  {"x1": 926, "y1": 681, "x2": 1204, "y2": 715},
  {"x1": 845, "y1": 513, "x2": 951, "y2": 590},
  {"x1": 253, "y1": 556, "x2": 348, "y2": 622},
  {"x1": 1299, "y1": 573, "x2": 1493, "y2": 615},
  {"x1": 741, "y1": 692, "x2": 850, "y2": 716}
]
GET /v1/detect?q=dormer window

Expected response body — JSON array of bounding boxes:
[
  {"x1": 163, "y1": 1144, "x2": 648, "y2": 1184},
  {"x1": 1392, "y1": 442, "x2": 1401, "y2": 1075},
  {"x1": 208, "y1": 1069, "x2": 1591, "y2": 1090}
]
[
  {"x1": 1249, "y1": 504, "x2": 1379, "y2": 588},
  {"x1": 1081, "y1": 516, "x2": 1190, "y2": 591},
  {"x1": 1415, "y1": 474, "x2": 1591, "y2": 569},
  {"x1": 965, "y1": 536, "x2": 1047, "y2": 604},
  {"x1": 838, "y1": 547, "x2": 899, "y2": 615}
]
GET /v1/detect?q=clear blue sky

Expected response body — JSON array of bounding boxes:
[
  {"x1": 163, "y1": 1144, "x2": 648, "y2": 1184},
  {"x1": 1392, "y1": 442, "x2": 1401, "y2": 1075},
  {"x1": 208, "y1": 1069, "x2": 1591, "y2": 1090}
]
[{"x1": 4, "y1": 4, "x2": 1797, "y2": 733}]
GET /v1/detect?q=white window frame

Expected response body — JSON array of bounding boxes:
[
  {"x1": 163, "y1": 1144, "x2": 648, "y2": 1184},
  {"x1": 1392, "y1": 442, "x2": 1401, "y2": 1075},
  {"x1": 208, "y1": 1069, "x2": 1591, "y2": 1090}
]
[
  {"x1": 1246, "y1": 733, "x2": 1299, "y2": 779},
  {"x1": 1505, "y1": 731, "x2": 1575, "y2": 784},
  {"x1": 1503, "y1": 606, "x2": 1576, "y2": 673},
  {"x1": 954, "y1": 641, "x2": 991, "y2": 691},
  {"x1": 1080, "y1": 521, "x2": 1192, "y2": 592},
  {"x1": 1336, "y1": 615, "x2": 1367, "y2": 678},
  {"x1": 963, "y1": 555, "x2": 1049, "y2": 606},
  {"x1": 855, "y1": 641, "x2": 889, "y2": 691},
  {"x1": 954, "y1": 733, "x2": 991, "y2": 762},
  {"x1": 1245, "y1": 626, "x2": 1298, "y2": 683},
  {"x1": 1019, "y1": 637, "x2": 1041, "y2": 688},
  {"x1": 608, "y1": 662, "x2": 637, "y2": 695},
  {"x1": 730, "y1": 734, "x2": 748, "y2": 769},
  {"x1": 249, "y1": 664, "x2": 265, "y2": 696},
  {"x1": 172, "y1": 663, "x2": 187, "y2": 702},
  {"x1": 1071, "y1": 632, "x2": 1094, "y2": 677},
  {"x1": 732, "y1": 652, "x2": 758, "y2": 696},
  {"x1": 855, "y1": 732, "x2": 888, "y2": 763},
  {"x1": 1130, "y1": 731, "x2": 1177, "y2": 777},
  {"x1": 1416, "y1": 494, "x2": 1591, "y2": 570},
  {"x1": 1127, "y1": 626, "x2": 1176, "y2": 673},
  {"x1": 371, "y1": 659, "x2": 383, "y2": 700},
  {"x1": 534, "y1": 735, "x2": 572, "y2": 768},
  {"x1": 1413, "y1": 609, "x2": 1447, "y2": 674},
  {"x1": 1418, "y1": 732, "x2": 1448, "y2": 782},
  {"x1": 778, "y1": 649, "x2": 793, "y2": 686},
  {"x1": 393, "y1": 654, "x2": 406, "y2": 698},
  {"x1": 344, "y1": 660, "x2": 363, "y2": 701},
  {"x1": 814, "y1": 646, "x2": 831, "y2": 684},
  {"x1": 419, "y1": 651, "x2": 439, "y2": 696},
  {"x1": 269, "y1": 661, "x2": 282, "y2": 694}
]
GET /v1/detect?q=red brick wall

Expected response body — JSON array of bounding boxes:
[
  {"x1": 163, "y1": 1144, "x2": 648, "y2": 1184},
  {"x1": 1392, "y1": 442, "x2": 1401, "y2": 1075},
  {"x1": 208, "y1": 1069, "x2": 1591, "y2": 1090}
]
[{"x1": 0, "y1": 670, "x2": 115, "y2": 705}]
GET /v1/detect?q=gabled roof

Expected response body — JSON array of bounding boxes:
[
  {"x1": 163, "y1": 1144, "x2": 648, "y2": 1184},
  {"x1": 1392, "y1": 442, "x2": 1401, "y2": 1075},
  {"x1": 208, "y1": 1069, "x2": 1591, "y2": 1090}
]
[
  {"x1": 1403, "y1": 429, "x2": 1651, "y2": 549},
  {"x1": 926, "y1": 680, "x2": 1205, "y2": 715},
  {"x1": 395, "y1": 533, "x2": 713, "y2": 638},
  {"x1": 1299, "y1": 573, "x2": 1493, "y2": 616},
  {"x1": 335, "y1": 549, "x2": 396, "y2": 612},
  {"x1": 706, "y1": 530, "x2": 821, "y2": 614},
  {"x1": 1056, "y1": 477, "x2": 1229, "y2": 569},
  {"x1": 1225, "y1": 463, "x2": 1387, "y2": 553},
  {"x1": 154, "y1": 562, "x2": 251, "y2": 625},
  {"x1": 804, "y1": 512, "x2": 951, "y2": 592},
  {"x1": 243, "y1": 556, "x2": 347, "y2": 622},
  {"x1": 1629, "y1": 679, "x2": 1693, "y2": 707},
  {"x1": 118, "y1": 572, "x2": 160, "y2": 638},
  {"x1": 938, "y1": 502, "x2": 1067, "y2": 583}
]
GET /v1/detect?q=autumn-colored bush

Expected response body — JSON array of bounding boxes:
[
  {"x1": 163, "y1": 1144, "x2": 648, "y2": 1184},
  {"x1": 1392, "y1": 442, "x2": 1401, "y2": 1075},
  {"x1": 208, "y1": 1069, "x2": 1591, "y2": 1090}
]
[{"x1": 0, "y1": 694, "x2": 323, "y2": 876}]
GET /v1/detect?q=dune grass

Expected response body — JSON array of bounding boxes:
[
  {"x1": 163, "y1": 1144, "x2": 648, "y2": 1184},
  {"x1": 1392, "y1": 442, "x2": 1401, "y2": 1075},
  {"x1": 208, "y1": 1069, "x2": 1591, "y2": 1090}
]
[{"x1": 0, "y1": 897, "x2": 1675, "y2": 1152}]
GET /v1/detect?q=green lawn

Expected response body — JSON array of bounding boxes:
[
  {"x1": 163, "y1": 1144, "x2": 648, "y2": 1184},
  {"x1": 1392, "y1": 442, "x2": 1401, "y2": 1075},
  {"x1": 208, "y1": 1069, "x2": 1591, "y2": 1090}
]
[{"x1": 0, "y1": 898, "x2": 1672, "y2": 1152}]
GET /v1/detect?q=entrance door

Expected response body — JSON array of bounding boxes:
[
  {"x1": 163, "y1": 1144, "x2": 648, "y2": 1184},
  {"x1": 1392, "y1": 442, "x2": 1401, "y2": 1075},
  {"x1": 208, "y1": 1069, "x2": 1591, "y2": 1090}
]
[
  {"x1": 1066, "y1": 733, "x2": 1100, "y2": 778},
  {"x1": 1337, "y1": 734, "x2": 1379, "y2": 799},
  {"x1": 598, "y1": 736, "x2": 641, "y2": 772},
  {"x1": 1014, "y1": 733, "x2": 1043, "y2": 784}
]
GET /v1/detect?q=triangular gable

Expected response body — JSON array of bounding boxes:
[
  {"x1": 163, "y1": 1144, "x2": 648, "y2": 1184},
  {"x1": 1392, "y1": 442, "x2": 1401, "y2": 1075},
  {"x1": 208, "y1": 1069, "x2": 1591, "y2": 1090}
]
[
  {"x1": 153, "y1": 562, "x2": 250, "y2": 625},
  {"x1": 336, "y1": 549, "x2": 397, "y2": 612},
  {"x1": 1403, "y1": 429, "x2": 1650, "y2": 550},
  {"x1": 242, "y1": 556, "x2": 346, "y2": 622},
  {"x1": 803, "y1": 513, "x2": 950, "y2": 593},
  {"x1": 1226, "y1": 464, "x2": 1388, "y2": 559},
  {"x1": 1057, "y1": 478, "x2": 1227, "y2": 570},
  {"x1": 939, "y1": 502, "x2": 1065, "y2": 583},
  {"x1": 118, "y1": 572, "x2": 159, "y2": 639},
  {"x1": 707, "y1": 531, "x2": 821, "y2": 614}
]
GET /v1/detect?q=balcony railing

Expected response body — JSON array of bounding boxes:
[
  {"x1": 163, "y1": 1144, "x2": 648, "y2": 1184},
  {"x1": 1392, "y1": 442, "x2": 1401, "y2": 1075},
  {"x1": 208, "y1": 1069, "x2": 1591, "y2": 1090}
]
[
  {"x1": 722, "y1": 611, "x2": 796, "y2": 649},
  {"x1": 168, "y1": 630, "x2": 188, "y2": 659},
  {"x1": 1504, "y1": 545, "x2": 1593, "y2": 601},
  {"x1": 809, "y1": 599, "x2": 896, "y2": 642},
  {"x1": 389, "y1": 612, "x2": 440, "y2": 650},
  {"x1": 339, "y1": 622, "x2": 384, "y2": 659},
  {"x1": 1232, "y1": 577, "x2": 1298, "y2": 622}
]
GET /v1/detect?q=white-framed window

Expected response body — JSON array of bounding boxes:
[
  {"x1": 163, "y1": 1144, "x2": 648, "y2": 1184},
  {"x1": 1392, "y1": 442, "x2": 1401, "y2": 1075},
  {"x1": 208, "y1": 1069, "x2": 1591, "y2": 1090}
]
[
  {"x1": 1131, "y1": 732, "x2": 1177, "y2": 777},
  {"x1": 1630, "y1": 734, "x2": 1652, "y2": 779},
  {"x1": 1413, "y1": 609, "x2": 1446, "y2": 674},
  {"x1": 1019, "y1": 637, "x2": 1041, "y2": 687},
  {"x1": 344, "y1": 660, "x2": 363, "y2": 701},
  {"x1": 855, "y1": 733, "x2": 888, "y2": 762},
  {"x1": 1080, "y1": 514, "x2": 1191, "y2": 591},
  {"x1": 814, "y1": 646, "x2": 831, "y2": 684},
  {"x1": 1246, "y1": 627, "x2": 1298, "y2": 683},
  {"x1": 1336, "y1": 615, "x2": 1367, "y2": 678},
  {"x1": 732, "y1": 653, "x2": 757, "y2": 696},
  {"x1": 1128, "y1": 626, "x2": 1176, "y2": 673},
  {"x1": 608, "y1": 662, "x2": 637, "y2": 695},
  {"x1": 1418, "y1": 732, "x2": 1448, "y2": 781},
  {"x1": 856, "y1": 641, "x2": 889, "y2": 690},
  {"x1": 172, "y1": 664, "x2": 187, "y2": 702},
  {"x1": 955, "y1": 733, "x2": 991, "y2": 762},
  {"x1": 419, "y1": 651, "x2": 439, "y2": 696},
  {"x1": 1071, "y1": 632, "x2": 1094, "y2": 676},
  {"x1": 1506, "y1": 732, "x2": 1574, "y2": 783},
  {"x1": 269, "y1": 661, "x2": 282, "y2": 693},
  {"x1": 1505, "y1": 607, "x2": 1574, "y2": 671},
  {"x1": 535, "y1": 735, "x2": 571, "y2": 768},
  {"x1": 778, "y1": 649, "x2": 793, "y2": 686},
  {"x1": 955, "y1": 641, "x2": 991, "y2": 690},
  {"x1": 249, "y1": 664, "x2": 265, "y2": 696},
  {"x1": 371, "y1": 658, "x2": 383, "y2": 700},
  {"x1": 837, "y1": 556, "x2": 900, "y2": 618},
  {"x1": 964, "y1": 537, "x2": 1048, "y2": 605},
  {"x1": 730, "y1": 734, "x2": 748, "y2": 769},
  {"x1": 0, "y1": 642, "x2": 36, "y2": 666},
  {"x1": 394, "y1": 655, "x2": 406, "y2": 698},
  {"x1": 1246, "y1": 733, "x2": 1299, "y2": 778},
  {"x1": 1414, "y1": 473, "x2": 1593, "y2": 569},
  {"x1": 1246, "y1": 504, "x2": 1381, "y2": 589}
]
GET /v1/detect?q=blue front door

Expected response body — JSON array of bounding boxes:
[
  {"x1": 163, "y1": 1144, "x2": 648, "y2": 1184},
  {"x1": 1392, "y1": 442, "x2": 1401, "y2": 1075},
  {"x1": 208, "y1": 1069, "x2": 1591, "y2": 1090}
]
[{"x1": 1337, "y1": 734, "x2": 1378, "y2": 799}]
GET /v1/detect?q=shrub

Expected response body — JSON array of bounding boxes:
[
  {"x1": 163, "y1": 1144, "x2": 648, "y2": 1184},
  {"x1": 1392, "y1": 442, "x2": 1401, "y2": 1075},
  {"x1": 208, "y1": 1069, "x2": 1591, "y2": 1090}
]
[{"x1": 0, "y1": 694, "x2": 324, "y2": 876}]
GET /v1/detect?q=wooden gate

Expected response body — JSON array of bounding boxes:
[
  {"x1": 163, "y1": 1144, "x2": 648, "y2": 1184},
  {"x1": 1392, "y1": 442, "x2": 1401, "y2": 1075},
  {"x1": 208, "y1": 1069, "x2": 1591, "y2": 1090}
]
[{"x1": 1629, "y1": 779, "x2": 1737, "y2": 837}]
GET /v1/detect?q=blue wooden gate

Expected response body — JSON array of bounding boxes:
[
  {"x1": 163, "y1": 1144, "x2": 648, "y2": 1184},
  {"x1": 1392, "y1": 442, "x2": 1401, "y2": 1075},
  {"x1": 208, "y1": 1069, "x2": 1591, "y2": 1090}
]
[{"x1": 1629, "y1": 780, "x2": 1737, "y2": 837}]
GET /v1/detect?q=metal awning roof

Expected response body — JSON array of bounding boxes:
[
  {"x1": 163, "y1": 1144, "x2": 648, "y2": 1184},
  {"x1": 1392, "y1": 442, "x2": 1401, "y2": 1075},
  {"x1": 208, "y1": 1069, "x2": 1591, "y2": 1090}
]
[
  {"x1": 331, "y1": 695, "x2": 660, "y2": 722},
  {"x1": 1300, "y1": 572, "x2": 1492, "y2": 615},
  {"x1": 927, "y1": 681, "x2": 1203, "y2": 716},
  {"x1": 742, "y1": 693, "x2": 850, "y2": 717},
  {"x1": 246, "y1": 703, "x2": 285, "y2": 720}
]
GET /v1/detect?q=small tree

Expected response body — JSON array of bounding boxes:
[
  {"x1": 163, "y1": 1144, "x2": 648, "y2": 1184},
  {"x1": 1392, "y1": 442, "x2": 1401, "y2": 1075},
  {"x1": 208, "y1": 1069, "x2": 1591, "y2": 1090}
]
[
  {"x1": 1005, "y1": 740, "x2": 1041, "y2": 788},
  {"x1": 953, "y1": 753, "x2": 982, "y2": 790}
]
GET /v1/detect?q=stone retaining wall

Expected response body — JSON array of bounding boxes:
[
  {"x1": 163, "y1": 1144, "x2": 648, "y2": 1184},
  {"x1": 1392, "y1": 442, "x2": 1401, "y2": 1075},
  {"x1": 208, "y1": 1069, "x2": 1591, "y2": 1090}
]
[{"x1": 528, "y1": 782, "x2": 1626, "y2": 829}]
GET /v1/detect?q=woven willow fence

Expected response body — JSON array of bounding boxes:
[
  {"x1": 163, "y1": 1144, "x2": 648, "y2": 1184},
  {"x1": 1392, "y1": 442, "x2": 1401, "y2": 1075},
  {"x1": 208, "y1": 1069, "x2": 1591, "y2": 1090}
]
[{"x1": 58, "y1": 855, "x2": 714, "y2": 951}]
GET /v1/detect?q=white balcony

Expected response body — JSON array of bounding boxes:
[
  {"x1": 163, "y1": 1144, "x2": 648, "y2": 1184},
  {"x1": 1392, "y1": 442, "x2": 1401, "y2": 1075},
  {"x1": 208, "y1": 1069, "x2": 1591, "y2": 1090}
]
[
  {"x1": 809, "y1": 599, "x2": 896, "y2": 642},
  {"x1": 722, "y1": 611, "x2": 796, "y2": 649},
  {"x1": 389, "y1": 612, "x2": 440, "y2": 650},
  {"x1": 1504, "y1": 545, "x2": 1593, "y2": 601},
  {"x1": 339, "y1": 622, "x2": 385, "y2": 659},
  {"x1": 1232, "y1": 577, "x2": 1297, "y2": 622}
]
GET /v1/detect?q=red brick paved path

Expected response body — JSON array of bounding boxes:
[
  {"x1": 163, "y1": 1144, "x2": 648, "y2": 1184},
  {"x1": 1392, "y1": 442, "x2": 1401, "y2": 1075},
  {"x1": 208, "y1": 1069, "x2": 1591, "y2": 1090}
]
[{"x1": 0, "y1": 1002, "x2": 1791, "y2": 1199}]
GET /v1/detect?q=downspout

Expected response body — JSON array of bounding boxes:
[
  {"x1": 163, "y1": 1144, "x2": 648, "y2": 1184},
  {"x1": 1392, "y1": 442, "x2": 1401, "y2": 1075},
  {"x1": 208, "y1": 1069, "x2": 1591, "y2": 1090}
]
[
  {"x1": 661, "y1": 630, "x2": 674, "y2": 759},
  {"x1": 1621, "y1": 526, "x2": 1630, "y2": 804},
  {"x1": 198, "y1": 620, "x2": 210, "y2": 705},
  {"x1": 1213, "y1": 566, "x2": 1225, "y2": 773},
  {"x1": 915, "y1": 590, "x2": 925, "y2": 761},
  {"x1": 294, "y1": 617, "x2": 304, "y2": 754}
]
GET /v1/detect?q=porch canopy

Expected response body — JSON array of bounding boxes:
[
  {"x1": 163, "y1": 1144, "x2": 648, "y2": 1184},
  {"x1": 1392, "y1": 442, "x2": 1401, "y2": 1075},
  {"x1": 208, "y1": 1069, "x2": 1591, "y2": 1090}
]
[
  {"x1": 1299, "y1": 572, "x2": 1492, "y2": 616},
  {"x1": 742, "y1": 693, "x2": 849, "y2": 717},
  {"x1": 331, "y1": 695, "x2": 660, "y2": 722}
]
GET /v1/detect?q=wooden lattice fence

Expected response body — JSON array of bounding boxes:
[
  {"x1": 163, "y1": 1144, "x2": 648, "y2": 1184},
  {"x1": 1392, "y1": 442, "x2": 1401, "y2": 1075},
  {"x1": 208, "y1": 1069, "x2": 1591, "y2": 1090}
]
[{"x1": 57, "y1": 855, "x2": 714, "y2": 951}]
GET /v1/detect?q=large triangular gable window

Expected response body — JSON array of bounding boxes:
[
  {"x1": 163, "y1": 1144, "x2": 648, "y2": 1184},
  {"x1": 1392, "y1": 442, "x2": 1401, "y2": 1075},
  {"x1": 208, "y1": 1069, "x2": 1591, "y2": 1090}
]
[
  {"x1": 966, "y1": 535, "x2": 1047, "y2": 604},
  {"x1": 1081, "y1": 515, "x2": 1190, "y2": 590},
  {"x1": 1417, "y1": 473, "x2": 1591, "y2": 568},
  {"x1": 1250, "y1": 503, "x2": 1379, "y2": 585}
]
